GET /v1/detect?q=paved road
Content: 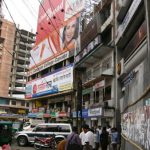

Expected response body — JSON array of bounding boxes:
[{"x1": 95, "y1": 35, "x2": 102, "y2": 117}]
[{"x1": 11, "y1": 140, "x2": 34, "y2": 150}]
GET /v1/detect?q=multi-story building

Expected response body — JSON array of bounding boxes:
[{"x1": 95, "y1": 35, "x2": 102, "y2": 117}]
[
  {"x1": 0, "y1": 18, "x2": 16, "y2": 97},
  {"x1": 115, "y1": 0, "x2": 150, "y2": 149},
  {"x1": 26, "y1": 0, "x2": 84, "y2": 122},
  {"x1": 9, "y1": 29, "x2": 35, "y2": 98},
  {"x1": 0, "y1": 18, "x2": 35, "y2": 116},
  {"x1": 0, "y1": 96, "x2": 29, "y2": 120},
  {"x1": 74, "y1": 0, "x2": 115, "y2": 127}
]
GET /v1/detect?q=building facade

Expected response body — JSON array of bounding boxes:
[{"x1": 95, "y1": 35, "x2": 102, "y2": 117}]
[
  {"x1": 9, "y1": 29, "x2": 35, "y2": 98},
  {"x1": 115, "y1": 0, "x2": 150, "y2": 149},
  {"x1": 0, "y1": 18, "x2": 16, "y2": 97},
  {"x1": 74, "y1": 0, "x2": 115, "y2": 128},
  {"x1": 0, "y1": 18, "x2": 35, "y2": 116}
]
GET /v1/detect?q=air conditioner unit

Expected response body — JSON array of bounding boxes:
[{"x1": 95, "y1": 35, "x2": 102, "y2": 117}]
[
  {"x1": 117, "y1": 58, "x2": 126, "y2": 78},
  {"x1": 104, "y1": 100, "x2": 114, "y2": 108}
]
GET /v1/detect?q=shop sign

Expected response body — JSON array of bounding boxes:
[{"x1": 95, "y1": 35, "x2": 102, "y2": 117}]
[
  {"x1": 28, "y1": 52, "x2": 69, "y2": 76},
  {"x1": 26, "y1": 64, "x2": 73, "y2": 98},
  {"x1": 43, "y1": 113, "x2": 51, "y2": 118},
  {"x1": 82, "y1": 109, "x2": 88, "y2": 118},
  {"x1": 75, "y1": 35, "x2": 101, "y2": 63},
  {"x1": 93, "y1": 80, "x2": 105, "y2": 90},
  {"x1": 72, "y1": 111, "x2": 80, "y2": 118},
  {"x1": 50, "y1": 112, "x2": 56, "y2": 118},
  {"x1": 58, "y1": 111, "x2": 68, "y2": 117},
  {"x1": 88, "y1": 107, "x2": 102, "y2": 117},
  {"x1": 32, "y1": 109, "x2": 39, "y2": 113},
  {"x1": 117, "y1": 0, "x2": 142, "y2": 42},
  {"x1": 122, "y1": 71, "x2": 135, "y2": 87},
  {"x1": 72, "y1": 109, "x2": 88, "y2": 118},
  {"x1": 39, "y1": 107, "x2": 45, "y2": 113},
  {"x1": 18, "y1": 109, "x2": 26, "y2": 114},
  {"x1": 36, "y1": 112, "x2": 44, "y2": 118},
  {"x1": 103, "y1": 109, "x2": 114, "y2": 117},
  {"x1": 28, "y1": 113, "x2": 37, "y2": 118},
  {"x1": 82, "y1": 87, "x2": 93, "y2": 95}
]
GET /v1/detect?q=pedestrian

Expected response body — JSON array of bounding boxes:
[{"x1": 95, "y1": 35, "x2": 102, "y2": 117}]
[
  {"x1": 93, "y1": 125, "x2": 100, "y2": 150},
  {"x1": 79, "y1": 127, "x2": 86, "y2": 149},
  {"x1": 57, "y1": 139, "x2": 67, "y2": 150},
  {"x1": 82, "y1": 124, "x2": 95, "y2": 150},
  {"x1": 111, "y1": 127, "x2": 120, "y2": 150},
  {"x1": 65, "y1": 126, "x2": 82, "y2": 150},
  {"x1": 100, "y1": 127, "x2": 109, "y2": 150}
]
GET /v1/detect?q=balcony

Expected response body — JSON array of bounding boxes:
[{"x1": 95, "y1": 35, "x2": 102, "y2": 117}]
[
  {"x1": 76, "y1": 44, "x2": 113, "y2": 68},
  {"x1": 116, "y1": 0, "x2": 143, "y2": 46},
  {"x1": 117, "y1": 0, "x2": 132, "y2": 22},
  {"x1": 9, "y1": 87, "x2": 25, "y2": 94},
  {"x1": 18, "y1": 48, "x2": 30, "y2": 55},
  {"x1": 12, "y1": 80, "x2": 26, "y2": 87}
]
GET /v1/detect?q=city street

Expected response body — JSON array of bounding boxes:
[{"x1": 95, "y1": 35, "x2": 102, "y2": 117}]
[{"x1": 11, "y1": 140, "x2": 34, "y2": 150}]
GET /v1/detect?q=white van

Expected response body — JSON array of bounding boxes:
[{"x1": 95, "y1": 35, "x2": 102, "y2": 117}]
[{"x1": 15, "y1": 123, "x2": 72, "y2": 146}]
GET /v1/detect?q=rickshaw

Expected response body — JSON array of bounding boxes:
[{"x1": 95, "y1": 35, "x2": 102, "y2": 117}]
[{"x1": 0, "y1": 121, "x2": 13, "y2": 146}]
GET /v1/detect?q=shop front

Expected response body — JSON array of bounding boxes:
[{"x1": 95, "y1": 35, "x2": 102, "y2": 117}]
[{"x1": 88, "y1": 107, "x2": 102, "y2": 127}]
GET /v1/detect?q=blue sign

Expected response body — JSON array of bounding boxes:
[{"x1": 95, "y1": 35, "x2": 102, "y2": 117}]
[{"x1": 72, "y1": 109, "x2": 88, "y2": 118}]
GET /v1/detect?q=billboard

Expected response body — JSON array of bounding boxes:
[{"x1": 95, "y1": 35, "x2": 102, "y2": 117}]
[
  {"x1": 29, "y1": 0, "x2": 85, "y2": 69},
  {"x1": 26, "y1": 65, "x2": 73, "y2": 99}
]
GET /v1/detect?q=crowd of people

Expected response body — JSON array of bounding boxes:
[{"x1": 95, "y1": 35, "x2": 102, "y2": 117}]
[{"x1": 57, "y1": 124, "x2": 121, "y2": 150}]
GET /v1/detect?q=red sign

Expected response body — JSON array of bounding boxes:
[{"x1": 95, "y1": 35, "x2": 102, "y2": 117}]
[
  {"x1": 43, "y1": 113, "x2": 51, "y2": 118},
  {"x1": 58, "y1": 111, "x2": 68, "y2": 117}
]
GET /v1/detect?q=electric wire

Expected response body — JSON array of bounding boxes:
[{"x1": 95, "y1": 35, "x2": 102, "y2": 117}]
[{"x1": 2, "y1": 0, "x2": 52, "y2": 89}]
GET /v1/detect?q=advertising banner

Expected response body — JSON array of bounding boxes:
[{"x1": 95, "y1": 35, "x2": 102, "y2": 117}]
[
  {"x1": 29, "y1": 0, "x2": 85, "y2": 70},
  {"x1": 29, "y1": 51, "x2": 69, "y2": 75},
  {"x1": 26, "y1": 65, "x2": 73, "y2": 98}
]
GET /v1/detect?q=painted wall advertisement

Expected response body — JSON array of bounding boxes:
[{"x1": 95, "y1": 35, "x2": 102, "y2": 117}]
[
  {"x1": 122, "y1": 98, "x2": 150, "y2": 150},
  {"x1": 26, "y1": 65, "x2": 73, "y2": 98},
  {"x1": 29, "y1": 0, "x2": 85, "y2": 69}
]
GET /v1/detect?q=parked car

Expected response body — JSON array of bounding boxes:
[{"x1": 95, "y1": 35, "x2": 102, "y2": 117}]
[{"x1": 15, "y1": 123, "x2": 72, "y2": 146}]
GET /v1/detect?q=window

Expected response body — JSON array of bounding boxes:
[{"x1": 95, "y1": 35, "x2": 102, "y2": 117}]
[
  {"x1": 26, "y1": 102, "x2": 29, "y2": 107},
  {"x1": 21, "y1": 101, "x2": 25, "y2": 106},
  {"x1": 54, "y1": 62, "x2": 63, "y2": 70},
  {"x1": 104, "y1": 86, "x2": 111, "y2": 101},
  {"x1": 83, "y1": 93, "x2": 90, "y2": 107},
  {"x1": 59, "y1": 125, "x2": 70, "y2": 133},
  {"x1": 94, "y1": 91, "x2": 100, "y2": 103},
  {"x1": 41, "y1": 68, "x2": 49, "y2": 76},
  {"x1": 68, "y1": 57, "x2": 74, "y2": 64},
  {"x1": 35, "y1": 125, "x2": 47, "y2": 132},
  {"x1": 102, "y1": 56, "x2": 112, "y2": 71},
  {"x1": 46, "y1": 125, "x2": 58, "y2": 132},
  {"x1": 11, "y1": 101, "x2": 16, "y2": 105}
]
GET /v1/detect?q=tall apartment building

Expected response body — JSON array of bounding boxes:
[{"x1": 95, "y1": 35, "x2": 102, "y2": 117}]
[
  {"x1": 9, "y1": 29, "x2": 35, "y2": 98},
  {"x1": 0, "y1": 18, "x2": 16, "y2": 97},
  {"x1": 0, "y1": 18, "x2": 35, "y2": 116}
]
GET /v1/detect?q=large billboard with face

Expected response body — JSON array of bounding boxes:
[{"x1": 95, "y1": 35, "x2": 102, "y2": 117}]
[
  {"x1": 29, "y1": 0, "x2": 84, "y2": 69},
  {"x1": 26, "y1": 65, "x2": 73, "y2": 99}
]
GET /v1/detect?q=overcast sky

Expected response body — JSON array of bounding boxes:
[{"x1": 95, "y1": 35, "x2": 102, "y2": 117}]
[{"x1": 4, "y1": 0, "x2": 40, "y2": 33}]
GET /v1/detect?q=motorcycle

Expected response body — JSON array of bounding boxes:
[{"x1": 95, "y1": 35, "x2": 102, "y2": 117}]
[{"x1": 34, "y1": 135, "x2": 56, "y2": 150}]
